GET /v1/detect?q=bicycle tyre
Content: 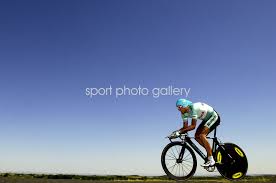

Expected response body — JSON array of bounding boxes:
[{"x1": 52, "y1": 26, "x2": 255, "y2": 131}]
[
  {"x1": 215, "y1": 143, "x2": 248, "y2": 180},
  {"x1": 161, "y1": 141, "x2": 197, "y2": 180}
]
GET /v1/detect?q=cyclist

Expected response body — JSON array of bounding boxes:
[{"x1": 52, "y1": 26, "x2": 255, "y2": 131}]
[{"x1": 171, "y1": 99, "x2": 221, "y2": 167}]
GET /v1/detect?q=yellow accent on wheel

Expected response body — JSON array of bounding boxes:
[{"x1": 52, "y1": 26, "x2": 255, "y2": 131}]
[
  {"x1": 235, "y1": 147, "x2": 244, "y2": 157},
  {"x1": 232, "y1": 172, "x2": 243, "y2": 179},
  {"x1": 217, "y1": 152, "x2": 222, "y2": 163}
]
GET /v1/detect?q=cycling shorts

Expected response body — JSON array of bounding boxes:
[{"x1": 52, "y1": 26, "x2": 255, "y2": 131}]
[{"x1": 198, "y1": 110, "x2": 220, "y2": 134}]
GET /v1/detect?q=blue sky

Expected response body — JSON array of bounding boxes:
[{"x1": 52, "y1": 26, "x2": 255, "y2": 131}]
[{"x1": 0, "y1": 0, "x2": 276, "y2": 176}]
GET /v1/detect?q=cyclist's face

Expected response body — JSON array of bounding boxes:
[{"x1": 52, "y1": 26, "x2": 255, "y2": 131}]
[{"x1": 177, "y1": 106, "x2": 189, "y2": 114}]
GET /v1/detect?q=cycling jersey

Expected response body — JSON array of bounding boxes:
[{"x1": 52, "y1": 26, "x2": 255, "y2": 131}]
[{"x1": 181, "y1": 102, "x2": 219, "y2": 129}]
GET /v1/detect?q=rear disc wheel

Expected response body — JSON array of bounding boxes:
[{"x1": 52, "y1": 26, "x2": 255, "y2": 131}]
[{"x1": 215, "y1": 143, "x2": 248, "y2": 180}]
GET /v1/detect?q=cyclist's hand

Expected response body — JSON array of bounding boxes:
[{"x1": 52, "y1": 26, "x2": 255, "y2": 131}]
[{"x1": 169, "y1": 130, "x2": 181, "y2": 139}]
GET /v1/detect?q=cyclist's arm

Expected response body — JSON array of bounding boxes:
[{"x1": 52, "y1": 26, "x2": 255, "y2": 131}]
[
  {"x1": 180, "y1": 119, "x2": 197, "y2": 133},
  {"x1": 183, "y1": 121, "x2": 188, "y2": 128}
]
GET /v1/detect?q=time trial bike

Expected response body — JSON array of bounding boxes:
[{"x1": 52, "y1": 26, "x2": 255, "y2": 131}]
[{"x1": 161, "y1": 127, "x2": 248, "y2": 180}]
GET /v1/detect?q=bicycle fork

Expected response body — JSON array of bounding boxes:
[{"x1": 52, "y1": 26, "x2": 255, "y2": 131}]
[{"x1": 176, "y1": 143, "x2": 187, "y2": 163}]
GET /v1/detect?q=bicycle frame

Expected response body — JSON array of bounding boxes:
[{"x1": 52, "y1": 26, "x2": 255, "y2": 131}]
[{"x1": 170, "y1": 127, "x2": 231, "y2": 162}]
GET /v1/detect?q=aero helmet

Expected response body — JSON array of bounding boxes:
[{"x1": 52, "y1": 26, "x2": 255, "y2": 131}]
[{"x1": 176, "y1": 99, "x2": 192, "y2": 108}]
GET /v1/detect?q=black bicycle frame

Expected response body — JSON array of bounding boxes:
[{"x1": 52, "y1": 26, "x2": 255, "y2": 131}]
[{"x1": 178, "y1": 127, "x2": 224, "y2": 162}]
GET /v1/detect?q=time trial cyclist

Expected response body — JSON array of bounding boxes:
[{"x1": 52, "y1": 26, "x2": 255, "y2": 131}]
[{"x1": 171, "y1": 99, "x2": 221, "y2": 167}]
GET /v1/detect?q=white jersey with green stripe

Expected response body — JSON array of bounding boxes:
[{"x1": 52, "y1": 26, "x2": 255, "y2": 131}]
[{"x1": 181, "y1": 102, "x2": 215, "y2": 122}]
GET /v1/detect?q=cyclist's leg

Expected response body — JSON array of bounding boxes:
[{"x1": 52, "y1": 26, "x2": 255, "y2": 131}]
[
  {"x1": 197, "y1": 127, "x2": 212, "y2": 157},
  {"x1": 196, "y1": 113, "x2": 220, "y2": 157},
  {"x1": 195, "y1": 122, "x2": 206, "y2": 147}
]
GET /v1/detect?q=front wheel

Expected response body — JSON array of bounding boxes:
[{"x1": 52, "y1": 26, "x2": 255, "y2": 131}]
[
  {"x1": 161, "y1": 141, "x2": 197, "y2": 180},
  {"x1": 215, "y1": 143, "x2": 248, "y2": 180}
]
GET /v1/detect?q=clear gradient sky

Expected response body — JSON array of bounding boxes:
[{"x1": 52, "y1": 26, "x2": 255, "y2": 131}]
[{"x1": 0, "y1": 0, "x2": 276, "y2": 176}]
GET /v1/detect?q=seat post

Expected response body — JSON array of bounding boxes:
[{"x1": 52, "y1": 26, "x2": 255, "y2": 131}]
[{"x1": 212, "y1": 127, "x2": 217, "y2": 155}]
